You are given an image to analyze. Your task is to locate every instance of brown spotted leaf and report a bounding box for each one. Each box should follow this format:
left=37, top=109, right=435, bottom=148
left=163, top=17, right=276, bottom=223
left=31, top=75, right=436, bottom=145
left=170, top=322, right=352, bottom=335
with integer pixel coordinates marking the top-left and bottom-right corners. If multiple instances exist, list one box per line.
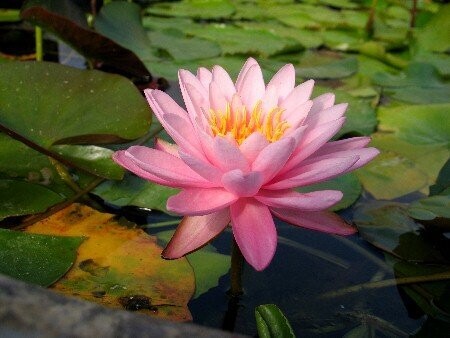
left=26, top=204, right=194, bottom=321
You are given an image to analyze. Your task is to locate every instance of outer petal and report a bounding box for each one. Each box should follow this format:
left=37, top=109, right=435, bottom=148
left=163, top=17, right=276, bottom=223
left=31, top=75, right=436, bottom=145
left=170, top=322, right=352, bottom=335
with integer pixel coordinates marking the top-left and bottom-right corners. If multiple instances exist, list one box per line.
left=162, top=210, right=231, bottom=259
left=197, top=67, right=212, bottom=89
left=266, top=156, right=359, bottom=190
left=271, top=208, right=356, bottom=235
left=252, top=137, right=296, bottom=183
left=167, top=188, right=238, bottom=216
left=212, top=137, right=250, bottom=172
left=230, top=198, right=277, bottom=271
left=222, top=170, right=263, bottom=197
left=115, top=146, right=214, bottom=188
left=280, top=79, right=314, bottom=112
left=304, top=103, right=348, bottom=129
left=255, top=189, right=343, bottom=211
left=267, top=63, right=296, bottom=102
left=313, top=137, right=371, bottom=157
left=308, top=93, right=335, bottom=116
left=179, top=151, right=223, bottom=184
left=154, top=138, right=178, bottom=157
left=212, top=65, right=236, bottom=100
left=235, top=57, right=258, bottom=90
left=238, top=64, right=265, bottom=111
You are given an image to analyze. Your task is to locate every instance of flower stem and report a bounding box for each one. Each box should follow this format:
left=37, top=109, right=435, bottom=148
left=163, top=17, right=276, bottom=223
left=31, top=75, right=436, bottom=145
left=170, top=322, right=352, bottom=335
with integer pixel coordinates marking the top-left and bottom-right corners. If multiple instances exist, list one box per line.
left=35, top=26, right=43, bottom=61
left=230, top=238, right=244, bottom=297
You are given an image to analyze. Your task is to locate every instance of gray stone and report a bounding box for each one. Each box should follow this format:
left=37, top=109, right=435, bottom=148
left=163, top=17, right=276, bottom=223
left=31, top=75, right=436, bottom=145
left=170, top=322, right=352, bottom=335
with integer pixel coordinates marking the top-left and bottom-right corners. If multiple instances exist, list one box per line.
left=0, top=274, right=246, bottom=338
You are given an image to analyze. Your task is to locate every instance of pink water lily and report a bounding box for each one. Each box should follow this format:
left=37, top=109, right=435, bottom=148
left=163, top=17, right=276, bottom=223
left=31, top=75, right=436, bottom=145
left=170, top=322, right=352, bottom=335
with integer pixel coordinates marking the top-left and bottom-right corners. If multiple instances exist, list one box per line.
left=113, top=58, right=378, bottom=271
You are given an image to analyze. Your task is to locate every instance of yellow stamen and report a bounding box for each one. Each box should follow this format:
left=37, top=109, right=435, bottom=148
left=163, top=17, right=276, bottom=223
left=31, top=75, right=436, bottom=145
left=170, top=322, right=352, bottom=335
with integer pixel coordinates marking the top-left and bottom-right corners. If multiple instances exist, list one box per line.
left=209, top=100, right=289, bottom=144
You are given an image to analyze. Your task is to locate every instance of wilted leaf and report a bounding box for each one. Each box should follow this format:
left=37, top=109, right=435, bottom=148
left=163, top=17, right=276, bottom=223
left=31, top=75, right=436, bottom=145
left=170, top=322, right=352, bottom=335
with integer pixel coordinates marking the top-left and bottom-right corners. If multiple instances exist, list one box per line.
left=20, top=0, right=150, bottom=77
left=0, top=228, right=83, bottom=286
left=26, top=204, right=195, bottom=321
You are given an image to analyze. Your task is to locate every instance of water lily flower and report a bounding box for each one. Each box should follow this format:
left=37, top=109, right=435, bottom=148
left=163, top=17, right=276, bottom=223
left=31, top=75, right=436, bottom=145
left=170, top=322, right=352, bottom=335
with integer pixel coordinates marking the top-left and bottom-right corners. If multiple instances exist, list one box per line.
left=113, top=58, right=378, bottom=271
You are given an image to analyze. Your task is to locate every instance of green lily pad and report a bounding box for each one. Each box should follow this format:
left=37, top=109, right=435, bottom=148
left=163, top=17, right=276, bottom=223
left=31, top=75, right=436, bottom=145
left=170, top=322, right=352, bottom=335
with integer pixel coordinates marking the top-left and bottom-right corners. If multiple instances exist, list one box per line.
left=377, top=103, right=450, bottom=146
left=415, top=3, right=450, bottom=53
left=296, top=53, right=358, bottom=79
left=430, top=160, right=450, bottom=196
left=353, top=202, right=447, bottom=263
left=372, top=63, right=450, bottom=104
left=156, top=229, right=230, bottom=299
left=0, top=228, right=83, bottom=286
left=92, top=173, right=179, bottom=214
left=146, top=0, right=236, bottom=19
left=20, top=0, right=149, bottom=77
left=95, top=1, right=157, bottom=63
left=355, top=150, right=428, bottom=200
left=255, top=304, right=295, bottom=338
left=408, top=195, right=450, bottom=221
left=0, top=179, right=65, bottom=220
left=296, top=173, right=362, bottom=211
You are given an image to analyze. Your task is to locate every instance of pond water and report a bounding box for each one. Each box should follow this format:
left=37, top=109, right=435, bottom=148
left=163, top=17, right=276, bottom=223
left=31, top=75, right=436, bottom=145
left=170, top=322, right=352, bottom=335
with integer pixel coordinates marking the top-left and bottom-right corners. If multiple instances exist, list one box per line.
left=141, top=205, right=424, bottom=337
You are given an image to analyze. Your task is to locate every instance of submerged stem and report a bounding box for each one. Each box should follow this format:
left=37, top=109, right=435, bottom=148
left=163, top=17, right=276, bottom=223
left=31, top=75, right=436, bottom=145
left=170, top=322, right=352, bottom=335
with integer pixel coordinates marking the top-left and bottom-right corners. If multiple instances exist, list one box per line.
left=230, top=238, right=244, bottom=297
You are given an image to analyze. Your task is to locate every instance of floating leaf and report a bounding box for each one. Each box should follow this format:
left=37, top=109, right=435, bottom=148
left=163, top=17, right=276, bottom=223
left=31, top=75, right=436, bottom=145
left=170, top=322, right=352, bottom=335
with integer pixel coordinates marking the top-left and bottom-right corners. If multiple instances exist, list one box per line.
left=95, top=1, right=156, bottom=63
left=353, top=202, right=447, bottom=263
left=296, top=173, right=362, bottom=211
left=26, top=204, right=195, bottom=321
left=430, top=159, right=450, bottom=196
left=372, top=63, right=450, bottom=104
left=408, top=195, right=450, bottom=221
left=20, top=0, right=149, bottom=77
left=0, top=179, right=65, bottom=220
left=255, top=304, right=296, bottom=338
left=157, top=230, right=230, bottom=299
left=377, top=104, right=450, bottom=146
left=0, top=228, right=83, bottom=286
left=146, top=0, right=236, bottom=19
left=415, top=4, right=450, bottom=53
left=92, top=173, right=179, bottom=214
left=296, top=53, right=358, bottom=79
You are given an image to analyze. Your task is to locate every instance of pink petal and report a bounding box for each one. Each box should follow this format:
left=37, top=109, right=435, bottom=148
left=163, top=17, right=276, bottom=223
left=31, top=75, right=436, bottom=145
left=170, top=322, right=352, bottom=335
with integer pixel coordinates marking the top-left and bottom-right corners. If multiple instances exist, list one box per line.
left=266, top=156, right=359, bottom=190
left=313, top=137, right=371, bottom=157
left=239, top=132, right=270, bottom=163
left=282, top=117, right=346, bottom=173
left=183, top=83, right=209, bottom=125
left=280, top=79, right=314, bottom=112
left=163, top=113, right=206, bottom=160
left=308, top=93, right=335, bottom=116
left=238, top=64, right=265, bottom=111
left=305, top=103, right=348, bottom=129
left=167, top=188, right=238, bottom=216
left=197, top=67, right=212, bottom=89
left=118, top=146, right=214, bottom=188
left=222, top=170, right=263, bottom=197
left=209, top=81, right=228, bottom=112
left=283, top=100, right=313, bottom=130
left=145, top=89, right=187, bottom=121
left=212, top=65, right=236, bottom=100
left=261, top=84, right=279, bottom=113
left=230, top=198, right=277, bottom=271
left=154, top=138, right=179, bottom=157
left=267, top=63, right=296, bottom=102
left=113, top=150, right=176, bottom=187
left=211, top=137, right=250, bottom=172
left=271, top=208, right=356, bottom=235
left=179, top=151, right=223, bottom=184
left=179, top=69, right=208, bottom=123
left=162, top=210, right=231, bottom=259
left=252, top=137, right=296, bottom=183
left=255, top=189, right=343, bottom=211
left=235, top=57, right=258, bottom=90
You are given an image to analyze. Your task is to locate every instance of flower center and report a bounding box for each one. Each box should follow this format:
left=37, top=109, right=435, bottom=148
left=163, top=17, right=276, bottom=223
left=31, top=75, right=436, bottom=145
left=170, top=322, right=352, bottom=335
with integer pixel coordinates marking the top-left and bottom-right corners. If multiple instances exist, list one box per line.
left=208, top=101, right=289, bottom=145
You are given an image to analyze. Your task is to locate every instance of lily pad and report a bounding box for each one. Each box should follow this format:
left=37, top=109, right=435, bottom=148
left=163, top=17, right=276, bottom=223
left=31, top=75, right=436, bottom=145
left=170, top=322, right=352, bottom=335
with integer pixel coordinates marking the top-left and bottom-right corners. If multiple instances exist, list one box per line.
left=157, top=229, right=230, bottom=299
left=92, top=173, right=179, bottom=214
left=255, top=304, right=296, bottom=338
left=20, top=0, right=149, bottom=77
left=146, top=0, right=236, bottom=19
left=0, top=179, right=65, bottom=220
left=296, top=53, right=358, bottom=79
left=26, top=204, right=195, bottom=321
left=377, top=103, right=450, bottom=146
left=353, top=202, right=447, bottom=263
left=0, top=228, right=83, bottom=286
left=415, top=3, right=450, bottom=53
left=408, top=195, right=450, bottom=221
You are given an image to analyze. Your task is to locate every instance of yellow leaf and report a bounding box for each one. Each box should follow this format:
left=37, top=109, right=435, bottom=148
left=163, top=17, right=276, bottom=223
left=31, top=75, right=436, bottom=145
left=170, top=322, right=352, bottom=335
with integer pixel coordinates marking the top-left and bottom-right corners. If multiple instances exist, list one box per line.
left=26, top=203, right=194, bottom=321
